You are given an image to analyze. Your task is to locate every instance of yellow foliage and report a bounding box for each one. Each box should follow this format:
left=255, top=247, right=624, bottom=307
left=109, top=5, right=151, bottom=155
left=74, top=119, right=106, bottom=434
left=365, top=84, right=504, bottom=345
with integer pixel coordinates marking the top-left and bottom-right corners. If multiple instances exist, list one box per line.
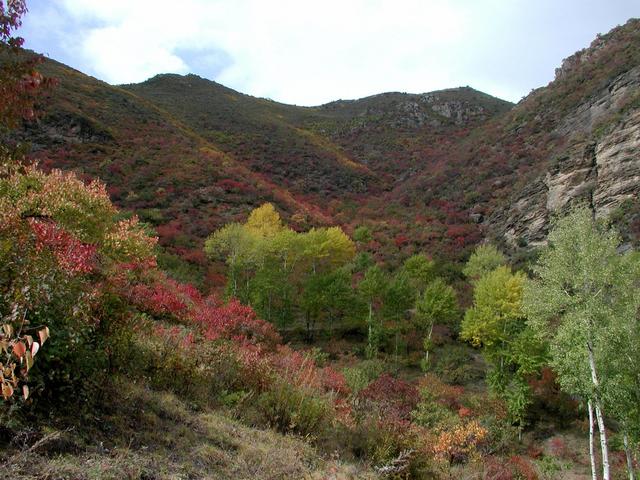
left=461, top=266, right=525, bottom=348
left=246, top=203, right=285, bottom=238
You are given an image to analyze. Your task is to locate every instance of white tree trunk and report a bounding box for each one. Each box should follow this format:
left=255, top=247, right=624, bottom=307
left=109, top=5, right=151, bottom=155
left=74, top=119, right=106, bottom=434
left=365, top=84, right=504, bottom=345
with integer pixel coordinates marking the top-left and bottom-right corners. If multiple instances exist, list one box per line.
left=588, top=400, right=598, bottom=480
left=367, top=301, right=373, bottom=354
left=624, top=432, right=636, bottom=480
left=588, top=342, right=610, bottom=480
left=594, top=403, right=610, bottom=480
left=424, top=322, right=434, bottom=366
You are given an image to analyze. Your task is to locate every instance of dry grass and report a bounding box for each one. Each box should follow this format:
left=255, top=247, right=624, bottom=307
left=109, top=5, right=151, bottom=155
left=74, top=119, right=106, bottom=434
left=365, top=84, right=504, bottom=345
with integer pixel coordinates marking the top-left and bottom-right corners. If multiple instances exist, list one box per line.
left=1, top=380, right=378, bottom=480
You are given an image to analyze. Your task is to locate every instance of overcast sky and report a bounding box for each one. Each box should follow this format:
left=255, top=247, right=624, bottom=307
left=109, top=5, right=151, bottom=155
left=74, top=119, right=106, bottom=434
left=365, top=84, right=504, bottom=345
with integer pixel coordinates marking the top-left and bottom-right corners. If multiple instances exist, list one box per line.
left=19, top=0, right=639, bottom=106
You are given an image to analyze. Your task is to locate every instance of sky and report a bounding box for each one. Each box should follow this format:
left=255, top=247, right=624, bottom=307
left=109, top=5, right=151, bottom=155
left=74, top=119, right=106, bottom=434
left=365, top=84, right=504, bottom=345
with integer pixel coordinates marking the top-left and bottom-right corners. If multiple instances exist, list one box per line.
left=18, top=0, right=639, bottom=106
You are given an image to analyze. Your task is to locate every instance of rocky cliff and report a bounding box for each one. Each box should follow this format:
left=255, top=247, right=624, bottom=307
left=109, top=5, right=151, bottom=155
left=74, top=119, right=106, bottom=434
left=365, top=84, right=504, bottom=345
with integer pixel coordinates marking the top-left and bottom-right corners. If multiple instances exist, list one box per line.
left=487, top=33, right=640, bottom=249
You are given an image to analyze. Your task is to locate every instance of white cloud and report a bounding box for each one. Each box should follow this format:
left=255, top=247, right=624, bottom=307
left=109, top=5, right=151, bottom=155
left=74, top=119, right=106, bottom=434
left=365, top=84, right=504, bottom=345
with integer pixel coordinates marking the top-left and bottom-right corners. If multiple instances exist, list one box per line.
left=21, top=0, right=640, bottom=105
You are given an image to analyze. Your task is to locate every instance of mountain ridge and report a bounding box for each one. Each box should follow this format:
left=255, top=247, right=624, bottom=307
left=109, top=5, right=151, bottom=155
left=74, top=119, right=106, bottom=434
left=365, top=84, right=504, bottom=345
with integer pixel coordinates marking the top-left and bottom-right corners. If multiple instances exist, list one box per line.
left=13, top=18, right=640, bottom=283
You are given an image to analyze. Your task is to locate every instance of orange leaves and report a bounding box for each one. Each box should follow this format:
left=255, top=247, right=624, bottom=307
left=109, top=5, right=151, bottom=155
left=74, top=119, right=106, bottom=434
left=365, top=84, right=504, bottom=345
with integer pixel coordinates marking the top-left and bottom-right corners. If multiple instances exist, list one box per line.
left=1, top=382, right=14, bottom=400
left=433, top=420, right=487, bottom=465
left=12, top=341, right=26, bottom=358
left=0, top=321, right=51, bottom=402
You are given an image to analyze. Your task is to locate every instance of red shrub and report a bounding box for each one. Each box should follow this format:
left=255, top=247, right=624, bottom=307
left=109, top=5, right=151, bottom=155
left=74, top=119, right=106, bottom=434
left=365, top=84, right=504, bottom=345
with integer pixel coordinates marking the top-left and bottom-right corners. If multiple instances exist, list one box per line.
left=529, top=368, right=578, bottom=421
left=267, top=346, right=349, bottom=397
left=130, top=282, right=188, bottom=317
left=508, top=455, right=538, bottom=480
left=156, top=220, right=182, bottom=243
left=29, top=219, right=97, bottom=274
left=320, top=366, right=350, bottom=396
left=394, top=234, right=409, bottom=248
left=359, top=374, right=420, bottom=422
left=484, top=456, right=514, bottom=480
left=193, top=298, right=281, bottom=348
left=549, top=437, right=571, bottom=460
left=419, top=373, right=465, bottom=410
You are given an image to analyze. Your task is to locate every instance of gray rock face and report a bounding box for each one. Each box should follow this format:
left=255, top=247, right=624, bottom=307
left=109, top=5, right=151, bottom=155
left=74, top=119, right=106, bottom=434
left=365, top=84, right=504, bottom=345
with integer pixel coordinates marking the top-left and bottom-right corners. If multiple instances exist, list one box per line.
left=593, top=109, right=640, bottom=217
left=422, top=93, right=489, bottom=126
left=555, top=66, right=640, bottom=137
left=488, top=69, right=640, bottom=249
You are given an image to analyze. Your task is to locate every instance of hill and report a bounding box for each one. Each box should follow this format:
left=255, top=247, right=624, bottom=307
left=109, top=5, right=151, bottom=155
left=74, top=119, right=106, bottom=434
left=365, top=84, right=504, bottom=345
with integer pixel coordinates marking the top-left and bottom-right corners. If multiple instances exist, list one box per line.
left=13, top=19, right=640, bottom=276
left=390, top=18, right=640, bottom=252
left=3, top=10, right=640, bottom=480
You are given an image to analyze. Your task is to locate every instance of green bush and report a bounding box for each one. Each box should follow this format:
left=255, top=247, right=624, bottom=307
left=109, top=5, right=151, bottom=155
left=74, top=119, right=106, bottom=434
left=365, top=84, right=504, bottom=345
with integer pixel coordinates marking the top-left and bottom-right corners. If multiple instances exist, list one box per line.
left=342, top=358, right=388, bottom=394
left=431, top=344, right=484, bottom=385
left=254, top=379, right=332, bottom=437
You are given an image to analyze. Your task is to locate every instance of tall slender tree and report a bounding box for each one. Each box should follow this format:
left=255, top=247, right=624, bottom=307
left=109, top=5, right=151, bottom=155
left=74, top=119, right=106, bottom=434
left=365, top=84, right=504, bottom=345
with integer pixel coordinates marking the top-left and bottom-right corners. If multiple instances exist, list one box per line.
left=523, top=206, right=640, bottom=480
left=414, top=278, right=458, bottom=368
left=359, top=265, right=387, bottom=358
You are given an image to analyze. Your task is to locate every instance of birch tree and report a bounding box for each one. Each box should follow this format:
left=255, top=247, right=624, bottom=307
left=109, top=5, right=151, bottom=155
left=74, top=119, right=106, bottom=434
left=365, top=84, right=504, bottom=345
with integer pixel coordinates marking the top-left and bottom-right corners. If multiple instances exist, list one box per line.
left=359, top=265, right=387, bottom=358
left=523, top=206, right=640, bottom=480
left=415, top=278, right=458, bottom=369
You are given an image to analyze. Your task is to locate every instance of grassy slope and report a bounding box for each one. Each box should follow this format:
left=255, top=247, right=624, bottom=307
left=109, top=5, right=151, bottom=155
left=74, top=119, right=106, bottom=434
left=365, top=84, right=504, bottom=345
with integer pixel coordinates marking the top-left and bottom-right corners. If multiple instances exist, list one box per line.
left=2, top=379, right=377, bottom=480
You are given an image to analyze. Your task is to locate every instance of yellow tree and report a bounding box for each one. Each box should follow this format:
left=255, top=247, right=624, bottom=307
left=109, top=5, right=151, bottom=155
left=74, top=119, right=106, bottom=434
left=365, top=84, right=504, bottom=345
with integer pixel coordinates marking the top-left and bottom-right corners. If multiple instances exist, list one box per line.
left=245, top=203, right=285, bottom=238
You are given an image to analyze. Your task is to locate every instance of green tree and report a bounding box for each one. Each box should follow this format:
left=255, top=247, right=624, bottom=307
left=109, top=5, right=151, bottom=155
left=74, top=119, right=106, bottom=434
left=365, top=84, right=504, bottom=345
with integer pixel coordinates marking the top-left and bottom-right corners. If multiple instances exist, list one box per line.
left=359, top=265, right=387, bottom=358
left=205, top=222, right=259, bottom=301
left=462, top=266, right=546, bottom=436
left=353, top=225, right=372, bottom=244
left=245, top=203, right=285, bottom=238
left=383, top=271, right=414, bottom=322
left=205, top=204, right=356, bottom=335
left=401, top=254, right=435, bottom=293
left=352, top=251, right=374, bottom=273
left=415, top=278, right=458, bottom=368
left=300, top=268, right=357, bottom=337
left=463, top=244, right=507, bottom=282
left=523, top=207, right=640, bottom=480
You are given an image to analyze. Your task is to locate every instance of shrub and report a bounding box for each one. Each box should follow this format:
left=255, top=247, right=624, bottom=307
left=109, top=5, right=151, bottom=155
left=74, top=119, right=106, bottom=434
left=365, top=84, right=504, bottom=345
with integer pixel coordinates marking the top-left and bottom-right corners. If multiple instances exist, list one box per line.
left=433, top=420, right=487, bottom=466
left=193, top=298, right=281, bottom=348
left=255, top=378, right=332, bottom=437
left=359, top=374, right=420, bottom=422
left=342, top=366, right=370, bottom=394
left=432, top=343, right=483, bottom=385
left=412, top=388, right=459, bottom=430
left=0, top=165, right=157, bottom=410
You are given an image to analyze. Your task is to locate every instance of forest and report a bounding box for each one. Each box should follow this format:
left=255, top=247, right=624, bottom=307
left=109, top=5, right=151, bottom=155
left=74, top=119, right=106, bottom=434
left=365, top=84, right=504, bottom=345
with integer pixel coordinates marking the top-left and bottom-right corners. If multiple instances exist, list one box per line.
left=2, top=2, right=640, bottom=479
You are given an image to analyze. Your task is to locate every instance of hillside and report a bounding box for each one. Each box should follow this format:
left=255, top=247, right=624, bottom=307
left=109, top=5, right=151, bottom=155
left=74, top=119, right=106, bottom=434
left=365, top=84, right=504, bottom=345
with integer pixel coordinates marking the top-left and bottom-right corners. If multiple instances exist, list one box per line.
left=12, top=20, right=640, bottom=271
left=15, top=57, right=514, bottom=280
left=4, top=7, right=640, bottom=480
left=390, top=18, right=640, bottom=252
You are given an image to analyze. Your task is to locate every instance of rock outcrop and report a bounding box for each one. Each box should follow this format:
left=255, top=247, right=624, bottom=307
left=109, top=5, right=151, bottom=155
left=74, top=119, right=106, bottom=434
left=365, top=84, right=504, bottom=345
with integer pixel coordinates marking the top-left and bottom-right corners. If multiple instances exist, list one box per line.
left=488, top=69, right=640, bottom=249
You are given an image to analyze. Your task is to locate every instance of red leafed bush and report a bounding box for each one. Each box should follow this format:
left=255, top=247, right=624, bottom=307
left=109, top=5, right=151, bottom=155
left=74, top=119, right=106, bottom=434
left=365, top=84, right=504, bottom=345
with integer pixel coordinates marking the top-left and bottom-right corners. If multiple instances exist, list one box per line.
left=29, top=219, right=97, bottom=274
left=319, top=366, right=350, bottom=396
left=484, top=456, right=515, bottom=480
left=508, top=455, right=538, bottom=480
left=233, top=340, right=273, bottom=390
left=483, top=455, right=538, bottom=480
left=130, top=281, right=189, bottom=317
left=549, top=436, right=576, bottom=461
left=156, top=220, right=182, bottom=243
left=359, top=374, right=420, bottom=422
left=267, top=346, right=349, bottom=397
left=215, top=179, right=254, bottom=194
left=193, top=298, right=281, bottom=348
left=419, top=373, right=465, bottom=410
left=394, top=234, right=409, bottom=248
left=270, top=345, right=318, bottom=389
left=529, top=367, right=578, bottom=422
